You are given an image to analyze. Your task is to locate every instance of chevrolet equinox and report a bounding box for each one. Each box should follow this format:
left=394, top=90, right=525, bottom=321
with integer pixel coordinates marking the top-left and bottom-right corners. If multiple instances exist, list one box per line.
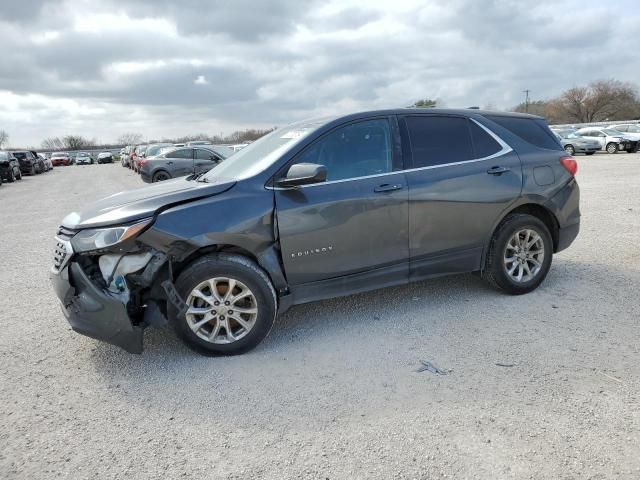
left=51, top=109, right=580, bottom=355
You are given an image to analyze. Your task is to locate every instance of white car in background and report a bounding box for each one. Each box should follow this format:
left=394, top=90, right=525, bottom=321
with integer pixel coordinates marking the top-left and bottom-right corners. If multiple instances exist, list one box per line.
left=574, top=127, right=634, bottom=154
left=608, top=124, right=640, bottom=141
left=75, top=152, right=93, bottom=165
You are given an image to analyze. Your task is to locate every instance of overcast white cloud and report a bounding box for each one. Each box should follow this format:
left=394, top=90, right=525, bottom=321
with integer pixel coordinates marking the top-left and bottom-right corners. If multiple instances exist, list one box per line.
left=0, top=0, right=639, bottom=146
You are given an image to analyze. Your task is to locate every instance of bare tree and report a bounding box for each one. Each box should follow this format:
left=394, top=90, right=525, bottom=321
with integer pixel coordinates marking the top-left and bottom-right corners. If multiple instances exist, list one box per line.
left=41, top=137, right=65, bottom=150
left=117, top=132, right=143, bottom=145
left=0, top=130, right=8, bottom=148
left=62, top=135, right=95, bottom=150
left=551, top=79, right=640, bottom=123
left=409, top=98, right=437, bottom=108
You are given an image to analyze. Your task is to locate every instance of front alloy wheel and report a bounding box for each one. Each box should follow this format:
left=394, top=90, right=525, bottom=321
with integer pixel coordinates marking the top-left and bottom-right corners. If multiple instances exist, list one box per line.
left=185, top=278, right=258, bottom=344
left=606, top=142, right=618, bottom=154
left=564, top=145, right=575, bottom=156
left=170, top=253, right=277, bottom=355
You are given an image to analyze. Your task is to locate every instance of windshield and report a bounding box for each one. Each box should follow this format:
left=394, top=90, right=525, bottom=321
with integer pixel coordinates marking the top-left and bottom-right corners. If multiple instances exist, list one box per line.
left=603, top=129, right=622, bottom=136
left=0, top=152, right=8, bottom=160
left=13, top=152, right=26, bottom=159
left=202, top=119, right=330, bottom=182
left=566, top=133, right=581, bottom=139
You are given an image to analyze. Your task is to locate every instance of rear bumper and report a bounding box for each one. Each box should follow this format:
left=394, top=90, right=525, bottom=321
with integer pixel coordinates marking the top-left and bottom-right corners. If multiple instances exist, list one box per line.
left=50, top=262, right=144, bottom=354
left=556, top=222, right=580, bottom=253
left=140, top=170, right=153, bottom=183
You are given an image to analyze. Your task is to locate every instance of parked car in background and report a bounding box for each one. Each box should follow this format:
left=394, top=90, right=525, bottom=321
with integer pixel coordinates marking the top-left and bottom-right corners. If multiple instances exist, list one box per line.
left=75, top=152, right=93, bottom=165
left=51, top=109, right=580, bottom=355
left=38, top=153, right=53, bottom=171
left=131, top=145, right=148, bottom=173
left=186, top=140, right=213, bottom=146
left=97, top=152, right=114, bottom=164
left=0, top=151, right=22, bottom=183
left=13, top=151, right=43, bottom=175
left=553, top=132, right=599, bottom=156
left=143, top=143, right=173, bottom=160
left=608, top=124, right=640, bottom=141
left=230, top=143, right=249, bottom=152
left=173, top=143, right=186, bottom=147
left=139, top=146, right=229, bottom=183
left=574, top=127, right=639, bottom=154
left=120, top=146, right=132, bottom=167
left=51, top=152, right=71, bottom=166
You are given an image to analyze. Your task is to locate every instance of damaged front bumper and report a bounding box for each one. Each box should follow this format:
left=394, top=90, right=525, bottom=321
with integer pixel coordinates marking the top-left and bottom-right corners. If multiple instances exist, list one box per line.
left=51, top=262, right=145, bottom=354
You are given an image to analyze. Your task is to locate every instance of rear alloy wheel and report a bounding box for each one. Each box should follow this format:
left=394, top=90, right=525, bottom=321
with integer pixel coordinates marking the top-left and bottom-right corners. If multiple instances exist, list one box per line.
left=564, top=144, right=575, bottom=155
left=606, top=142, right=619, bottom=154
left=170, top=253, right=277, bottom=355
left=483, top=213, right=553, bottom=294
left=152, top=171, right=171, bottom=182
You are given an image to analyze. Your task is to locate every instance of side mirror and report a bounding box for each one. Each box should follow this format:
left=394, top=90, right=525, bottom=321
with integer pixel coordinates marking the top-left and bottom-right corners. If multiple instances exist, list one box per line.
left=275, top=163, right=327, bottom=188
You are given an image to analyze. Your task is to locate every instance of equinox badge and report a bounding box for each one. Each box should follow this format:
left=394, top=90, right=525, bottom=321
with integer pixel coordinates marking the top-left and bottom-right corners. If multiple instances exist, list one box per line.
left=291, top=246, right=333, bottom=258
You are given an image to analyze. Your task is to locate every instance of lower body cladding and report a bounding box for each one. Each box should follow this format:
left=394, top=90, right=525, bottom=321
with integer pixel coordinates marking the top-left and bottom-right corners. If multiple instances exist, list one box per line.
left=50, top=249, right=169, bottom=354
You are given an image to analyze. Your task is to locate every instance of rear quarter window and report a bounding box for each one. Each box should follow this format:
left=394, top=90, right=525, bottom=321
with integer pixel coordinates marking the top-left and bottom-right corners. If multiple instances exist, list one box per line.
left=486, top=115, right=561, bottom=150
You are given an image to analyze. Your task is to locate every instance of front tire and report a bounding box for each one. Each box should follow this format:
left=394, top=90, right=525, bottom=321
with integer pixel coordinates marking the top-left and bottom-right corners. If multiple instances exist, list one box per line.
left=606, top=142, right=618, bottom=154
left=482, top=213, right=553, bottom=295
left=6, top=169, right=15, bottom=183
left=564, top=144, right=575, bottom=155
left=169, top=253, right=277, bottom=356
left=152, top=171, right=171, bottom=182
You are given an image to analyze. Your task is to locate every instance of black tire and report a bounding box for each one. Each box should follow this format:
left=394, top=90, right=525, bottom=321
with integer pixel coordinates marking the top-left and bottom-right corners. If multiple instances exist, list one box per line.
left=482, top=213, right=553, bottom=295
left=29, top=165, right=36, bottom=175
left=564, top=144, right=575, bottom=155
left=606, top=142, right=618, bottom=154
left=169, top=253, right=277, bottom=356
left=16, top=169, right=22, bottom=180
left=6, top=169, right=15, bottom=183
left=585, top=151, right=595, bottom=156
left=152, top=171, right=171, bottom=182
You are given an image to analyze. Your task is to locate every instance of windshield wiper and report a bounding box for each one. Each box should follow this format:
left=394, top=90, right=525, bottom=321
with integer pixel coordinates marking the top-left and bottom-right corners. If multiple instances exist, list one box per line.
left=188, top=171, right=208, bottom=182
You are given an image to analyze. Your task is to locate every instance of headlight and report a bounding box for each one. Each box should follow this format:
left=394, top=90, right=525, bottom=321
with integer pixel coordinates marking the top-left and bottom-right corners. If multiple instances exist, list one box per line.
left=71, top=219, right=153, bottom=253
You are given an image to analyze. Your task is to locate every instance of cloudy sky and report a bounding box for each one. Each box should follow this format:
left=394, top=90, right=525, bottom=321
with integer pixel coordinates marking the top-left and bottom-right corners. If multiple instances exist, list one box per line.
left=1, top=0, right=639, bottom=147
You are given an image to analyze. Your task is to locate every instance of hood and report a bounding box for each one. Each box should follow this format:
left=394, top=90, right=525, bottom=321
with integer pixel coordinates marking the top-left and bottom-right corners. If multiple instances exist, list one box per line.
left=62, top=177, right=236, bottom=229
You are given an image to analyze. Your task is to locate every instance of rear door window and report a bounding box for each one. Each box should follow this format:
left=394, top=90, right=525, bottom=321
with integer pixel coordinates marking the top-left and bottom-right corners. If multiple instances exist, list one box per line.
left=486, top=115, right=560, bottom=150
left=404, top=116, right=474, bottom=167
left=469, top=121, right=502, bottom=158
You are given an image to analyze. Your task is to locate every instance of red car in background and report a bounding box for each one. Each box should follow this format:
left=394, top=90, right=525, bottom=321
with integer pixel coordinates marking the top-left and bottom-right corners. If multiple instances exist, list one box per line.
left=51, top=152, right=71, bottom=166
left=131, top=144, right=147, bottom=173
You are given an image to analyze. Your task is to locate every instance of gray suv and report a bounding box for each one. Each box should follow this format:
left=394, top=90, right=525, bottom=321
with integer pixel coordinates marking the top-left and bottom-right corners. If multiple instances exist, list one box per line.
left=51, top=109, right=580, bottom=356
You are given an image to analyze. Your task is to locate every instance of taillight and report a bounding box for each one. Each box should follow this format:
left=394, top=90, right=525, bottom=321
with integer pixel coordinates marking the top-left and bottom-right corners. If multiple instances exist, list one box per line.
left=560, top=155, right=578, bottom=176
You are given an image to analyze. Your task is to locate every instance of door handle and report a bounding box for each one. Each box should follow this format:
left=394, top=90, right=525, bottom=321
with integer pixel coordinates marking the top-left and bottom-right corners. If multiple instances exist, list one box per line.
left=374, top=183, right=404, bottom=193
left=486, top=166, right=509, bottom=175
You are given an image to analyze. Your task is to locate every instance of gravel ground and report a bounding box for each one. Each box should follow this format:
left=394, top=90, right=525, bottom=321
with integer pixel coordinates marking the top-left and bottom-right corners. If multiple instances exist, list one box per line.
left=1, top=155, right=639, bottom=479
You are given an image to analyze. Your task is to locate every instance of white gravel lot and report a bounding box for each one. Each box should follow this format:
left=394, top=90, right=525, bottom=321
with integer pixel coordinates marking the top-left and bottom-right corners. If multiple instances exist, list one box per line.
left=1, top=155, right=639, bottom=479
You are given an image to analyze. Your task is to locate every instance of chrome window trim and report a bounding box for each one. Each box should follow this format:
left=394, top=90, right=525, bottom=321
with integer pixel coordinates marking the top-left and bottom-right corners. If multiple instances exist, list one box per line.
left=267, top=117, right=513, bottom=190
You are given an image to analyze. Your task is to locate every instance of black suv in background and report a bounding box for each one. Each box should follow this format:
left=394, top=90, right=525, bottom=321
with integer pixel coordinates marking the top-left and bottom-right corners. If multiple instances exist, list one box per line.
left=0, top=151, right=23, bottom=184
left=51, top=109, right=580, bottom=356
left=13, top=150, right=45, bottom=175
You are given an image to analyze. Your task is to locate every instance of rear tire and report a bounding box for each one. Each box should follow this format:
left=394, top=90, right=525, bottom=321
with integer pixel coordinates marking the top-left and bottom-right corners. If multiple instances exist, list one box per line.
left=606, top=142, right=618, bottom=154
left=169, top=253, right=277, bottom=356
left=6, top=169, right=15, bottom=183
left=564, top=144, right=575, bottom=155
left=482, top=213, right=553, bottom=295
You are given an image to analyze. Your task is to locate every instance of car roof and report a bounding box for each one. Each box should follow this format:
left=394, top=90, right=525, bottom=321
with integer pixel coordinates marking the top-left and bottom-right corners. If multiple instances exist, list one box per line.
left=297, top=108, right=545, bottom=129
